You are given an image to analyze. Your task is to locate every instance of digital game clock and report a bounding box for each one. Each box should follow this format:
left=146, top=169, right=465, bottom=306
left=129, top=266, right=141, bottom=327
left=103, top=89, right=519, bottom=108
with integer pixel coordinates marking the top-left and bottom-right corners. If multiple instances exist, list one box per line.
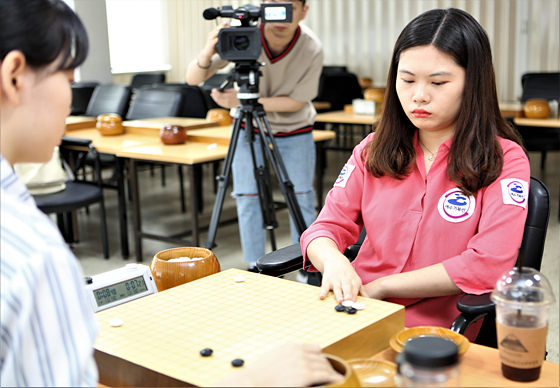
left=86, top=263, right=158, bottom=313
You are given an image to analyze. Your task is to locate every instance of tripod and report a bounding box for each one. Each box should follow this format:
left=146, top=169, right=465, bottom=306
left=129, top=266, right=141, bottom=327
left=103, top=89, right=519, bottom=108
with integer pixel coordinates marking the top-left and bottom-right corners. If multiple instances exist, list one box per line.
left=205, top=61, right=307, bottom=251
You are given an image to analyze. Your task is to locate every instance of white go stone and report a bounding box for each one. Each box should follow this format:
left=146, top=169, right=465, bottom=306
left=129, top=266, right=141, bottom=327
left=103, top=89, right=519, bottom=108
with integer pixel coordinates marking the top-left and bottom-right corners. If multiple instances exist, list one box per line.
left=234, top=276, right=245, bottom=283
left=109, top=318, right=123, bottom=327
left=352, top=302, right=365, bottom=310
left=341, top=300, right=354, bottom=307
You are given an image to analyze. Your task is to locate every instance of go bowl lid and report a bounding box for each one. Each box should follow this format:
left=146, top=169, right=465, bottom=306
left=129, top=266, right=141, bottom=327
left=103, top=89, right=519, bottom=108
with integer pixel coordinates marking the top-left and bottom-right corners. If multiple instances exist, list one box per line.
left=491, top=267, right=555, bottom=306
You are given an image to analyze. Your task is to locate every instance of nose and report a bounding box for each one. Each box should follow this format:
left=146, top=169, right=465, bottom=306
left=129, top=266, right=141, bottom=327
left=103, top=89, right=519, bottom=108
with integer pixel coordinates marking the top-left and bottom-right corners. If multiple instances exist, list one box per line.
left=413, top=83, right=429, bottom=104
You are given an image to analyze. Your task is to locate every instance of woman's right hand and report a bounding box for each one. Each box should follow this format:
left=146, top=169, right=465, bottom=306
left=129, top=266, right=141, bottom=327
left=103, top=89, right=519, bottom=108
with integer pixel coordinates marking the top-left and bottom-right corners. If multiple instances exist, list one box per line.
left=320, top=254, right=367, bottom=302
left=307, top=237, right=367, bottom=303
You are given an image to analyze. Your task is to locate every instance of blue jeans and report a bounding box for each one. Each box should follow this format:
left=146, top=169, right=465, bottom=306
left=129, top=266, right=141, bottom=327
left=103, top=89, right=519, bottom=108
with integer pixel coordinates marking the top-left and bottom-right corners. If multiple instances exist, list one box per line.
left=232, top=130, right=316, bottom=264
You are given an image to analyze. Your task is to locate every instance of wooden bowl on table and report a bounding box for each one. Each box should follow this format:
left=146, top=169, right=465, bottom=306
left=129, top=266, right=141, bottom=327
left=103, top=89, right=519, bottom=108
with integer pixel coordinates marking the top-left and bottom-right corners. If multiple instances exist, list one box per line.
left=149, top=247, right=220, bottom=291
left=347, top=359, right=397, bottom=387
left=206, top=108, right=232, bottom=126
left=364, top=88, right=385, bottom=104
left=389, top=326, right=469, bottom=355
left=96, top=114, right=124, bottom=136
left=324, top=354, right=361, bottom=387
left=160, top=124, right=187, bottom=145
left=524, top=99, right=551, bottom=119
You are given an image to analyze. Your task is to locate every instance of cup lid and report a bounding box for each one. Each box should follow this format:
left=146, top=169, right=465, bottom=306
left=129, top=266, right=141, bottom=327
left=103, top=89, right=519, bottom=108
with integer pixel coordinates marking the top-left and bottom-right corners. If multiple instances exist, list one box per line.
left=491, top=267, right=555, bottom=307
left=403, top=337, right=458, bottom=368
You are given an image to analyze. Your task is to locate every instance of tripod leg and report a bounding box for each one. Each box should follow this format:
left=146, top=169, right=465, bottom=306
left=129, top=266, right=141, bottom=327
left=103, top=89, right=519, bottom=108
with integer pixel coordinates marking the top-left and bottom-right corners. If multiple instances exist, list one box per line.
left=204, top=119, right=243, bottom=250
left=254, top=114, right=308, bottom=237
left=251, top=136, right=279, bottom=251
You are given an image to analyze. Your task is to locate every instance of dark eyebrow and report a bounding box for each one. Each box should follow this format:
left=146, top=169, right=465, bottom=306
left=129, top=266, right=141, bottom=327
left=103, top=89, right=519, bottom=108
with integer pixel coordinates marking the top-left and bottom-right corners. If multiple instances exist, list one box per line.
left=429, top=71, right=453, bottom=77
left=398, top=70, right=453, bottom=77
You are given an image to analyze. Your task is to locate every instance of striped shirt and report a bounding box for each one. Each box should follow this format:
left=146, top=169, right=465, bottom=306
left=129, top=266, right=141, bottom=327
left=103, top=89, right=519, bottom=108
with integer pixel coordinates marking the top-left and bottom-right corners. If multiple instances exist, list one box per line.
left=1, top=155, right=98, bottom=387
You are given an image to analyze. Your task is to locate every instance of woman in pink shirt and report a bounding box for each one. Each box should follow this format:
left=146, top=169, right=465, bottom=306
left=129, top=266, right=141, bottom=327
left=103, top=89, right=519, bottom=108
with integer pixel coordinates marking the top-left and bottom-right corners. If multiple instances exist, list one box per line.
left=301, top=8, right=530, bottom=341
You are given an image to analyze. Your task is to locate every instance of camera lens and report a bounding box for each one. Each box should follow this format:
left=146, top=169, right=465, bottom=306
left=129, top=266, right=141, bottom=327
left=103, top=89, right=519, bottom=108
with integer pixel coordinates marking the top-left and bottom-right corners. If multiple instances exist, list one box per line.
left=233, top=36, right=250, bottom=51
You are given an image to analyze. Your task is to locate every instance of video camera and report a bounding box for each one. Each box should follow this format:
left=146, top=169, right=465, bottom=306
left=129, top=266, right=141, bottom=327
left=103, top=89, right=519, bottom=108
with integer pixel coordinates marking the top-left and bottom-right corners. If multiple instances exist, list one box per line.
left=203, top=3, right=293, bottom=62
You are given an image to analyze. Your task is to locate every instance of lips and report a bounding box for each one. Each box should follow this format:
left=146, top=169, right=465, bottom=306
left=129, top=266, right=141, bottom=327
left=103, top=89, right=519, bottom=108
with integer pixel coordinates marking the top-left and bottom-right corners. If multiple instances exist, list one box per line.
left=412, top=109, right=430, bottom=118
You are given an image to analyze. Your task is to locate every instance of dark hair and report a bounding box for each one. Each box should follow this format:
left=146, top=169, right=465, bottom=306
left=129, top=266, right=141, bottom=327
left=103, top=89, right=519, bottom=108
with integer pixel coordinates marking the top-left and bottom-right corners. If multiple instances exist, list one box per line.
left=365, top=8, right=525, bottom=195
left=0, top=0, right=88, bottom=71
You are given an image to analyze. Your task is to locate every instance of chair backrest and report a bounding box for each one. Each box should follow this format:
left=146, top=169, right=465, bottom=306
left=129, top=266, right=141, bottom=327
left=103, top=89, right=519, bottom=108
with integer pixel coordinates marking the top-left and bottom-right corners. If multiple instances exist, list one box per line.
left=125, top=88, right=185, bottom=120
left=321, top=66, right=348, bottom=74
left=144, top=84, right=209, bottom=118
left=517, top=177, right=551, bottom=271
left=71, top=82, right=99, bottom=115
left=315, top=72, right=364, bottom=111
left=520, top=72, right=560, bottom=102
left=59, top=137, right=102, bottom=185
left=85, top=84, right=132, bottom=118
left=130, top=73, right=166, bottom=91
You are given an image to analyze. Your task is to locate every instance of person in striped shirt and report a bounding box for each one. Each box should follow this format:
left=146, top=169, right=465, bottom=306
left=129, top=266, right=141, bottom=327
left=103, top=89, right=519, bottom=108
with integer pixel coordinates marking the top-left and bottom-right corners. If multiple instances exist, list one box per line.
left=0, top=0, right=98, bottom=386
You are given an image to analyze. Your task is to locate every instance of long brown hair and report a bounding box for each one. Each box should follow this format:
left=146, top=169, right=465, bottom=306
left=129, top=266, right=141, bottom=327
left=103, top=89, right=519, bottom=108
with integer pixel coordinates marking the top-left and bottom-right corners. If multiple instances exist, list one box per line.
left=364, top=8, right=525, bottom=195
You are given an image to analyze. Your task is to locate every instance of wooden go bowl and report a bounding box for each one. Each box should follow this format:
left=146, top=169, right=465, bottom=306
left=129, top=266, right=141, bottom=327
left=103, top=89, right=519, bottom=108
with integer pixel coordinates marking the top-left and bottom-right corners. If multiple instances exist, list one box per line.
left=150, top=247, right=220, bottom=291
left=96, top=114, right=124, bottom=136
left=324, top=354, right=361, bottom=388
left=524, top=99, right=551, bottom=119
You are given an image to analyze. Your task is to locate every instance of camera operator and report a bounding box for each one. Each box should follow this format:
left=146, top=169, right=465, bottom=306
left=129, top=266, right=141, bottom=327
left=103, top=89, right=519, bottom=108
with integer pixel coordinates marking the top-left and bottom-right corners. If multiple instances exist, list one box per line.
left=186, top=0, right=323, bottom=276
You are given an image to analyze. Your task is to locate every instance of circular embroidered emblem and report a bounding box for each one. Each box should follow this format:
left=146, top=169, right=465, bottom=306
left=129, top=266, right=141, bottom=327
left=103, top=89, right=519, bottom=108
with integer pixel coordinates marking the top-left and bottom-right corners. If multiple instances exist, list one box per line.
left=507, top=181, right=526, bottom=204
left=438, top=188, right=476, bottom=223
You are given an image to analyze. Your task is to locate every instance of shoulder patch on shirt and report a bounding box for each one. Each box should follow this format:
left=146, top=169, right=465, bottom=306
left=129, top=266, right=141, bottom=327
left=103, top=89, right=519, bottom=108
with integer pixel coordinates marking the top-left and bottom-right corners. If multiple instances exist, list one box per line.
left=500, top=178, right=528, bottom=208
left=334, top=163, right=355, bottom=188
left=438, top=188, right=476, bottom=223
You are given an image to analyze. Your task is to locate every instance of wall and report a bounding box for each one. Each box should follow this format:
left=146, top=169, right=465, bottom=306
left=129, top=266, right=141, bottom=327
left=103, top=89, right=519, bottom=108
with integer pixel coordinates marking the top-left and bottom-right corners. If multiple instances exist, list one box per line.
left=165, top=0, right=559, bottom=101
left=73, top=0, right=113, bottom=84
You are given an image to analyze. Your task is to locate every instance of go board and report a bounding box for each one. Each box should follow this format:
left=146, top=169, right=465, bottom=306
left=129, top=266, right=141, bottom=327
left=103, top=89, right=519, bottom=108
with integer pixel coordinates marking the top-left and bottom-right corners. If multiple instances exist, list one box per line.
left=94, top=268, right=405, bottom=387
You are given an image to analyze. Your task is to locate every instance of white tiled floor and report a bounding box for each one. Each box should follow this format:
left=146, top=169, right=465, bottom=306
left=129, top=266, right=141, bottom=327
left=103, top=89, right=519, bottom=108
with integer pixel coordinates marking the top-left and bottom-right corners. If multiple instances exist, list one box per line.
left=70, top=148, right=559, bottom=363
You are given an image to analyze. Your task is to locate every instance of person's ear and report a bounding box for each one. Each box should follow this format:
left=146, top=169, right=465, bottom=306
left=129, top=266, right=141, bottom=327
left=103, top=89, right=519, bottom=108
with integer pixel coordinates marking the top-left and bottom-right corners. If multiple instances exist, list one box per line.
left=300, top=4, right=309, bottom=20
left=0, top=50, right=27, bottom=106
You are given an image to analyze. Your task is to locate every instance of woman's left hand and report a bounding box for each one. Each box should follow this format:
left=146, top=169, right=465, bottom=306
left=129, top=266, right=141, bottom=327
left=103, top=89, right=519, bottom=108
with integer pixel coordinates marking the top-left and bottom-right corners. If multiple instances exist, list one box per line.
left=210, top=88, right=239, bottom=109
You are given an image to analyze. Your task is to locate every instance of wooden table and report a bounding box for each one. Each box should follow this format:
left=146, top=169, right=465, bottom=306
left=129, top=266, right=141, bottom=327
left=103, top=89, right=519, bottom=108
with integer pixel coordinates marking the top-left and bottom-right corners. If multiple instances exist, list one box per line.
left=499, top=101, right=524, bottom=118
left=66, top=115, right=96, bottom=130
left=93, top=270, right=559, bottom=388
left=514, top=117, right=560, bottom=128
left=122, top=117, right=218, bottom=135
left=373, top=342, right=559, bottom=387
left=118, top=127, right=335, bottom=262
left=315, top=110, right=378, bottom=151
left=315, top=110, right=377, bottom=126
left=64, top=117, right=219, bottom=259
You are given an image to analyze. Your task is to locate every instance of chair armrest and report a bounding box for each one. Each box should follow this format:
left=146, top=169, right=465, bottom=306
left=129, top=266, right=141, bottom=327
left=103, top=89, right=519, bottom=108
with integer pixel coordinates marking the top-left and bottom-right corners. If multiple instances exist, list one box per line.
left=61, top=137, right=93, bottom=148
left=450, top=293, right=495, bottom=334
left=256, top=243, right=308, bottom=276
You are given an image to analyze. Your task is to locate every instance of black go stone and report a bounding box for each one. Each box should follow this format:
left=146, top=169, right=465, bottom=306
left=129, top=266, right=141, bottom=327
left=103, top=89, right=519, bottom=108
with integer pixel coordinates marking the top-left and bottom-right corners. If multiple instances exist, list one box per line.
left=231, top=358, right=244, bottom=367
left=346, top=307, right=358, bottom=314
left=335, top=304, right=346, bottom=312
left=200, top=348, right=213, bottom=357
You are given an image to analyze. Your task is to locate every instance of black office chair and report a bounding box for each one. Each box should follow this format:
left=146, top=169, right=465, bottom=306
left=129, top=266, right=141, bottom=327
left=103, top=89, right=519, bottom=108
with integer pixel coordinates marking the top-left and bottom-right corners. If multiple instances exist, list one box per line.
left=71, top=82, right=99, bottom=115
left=125, top=88, right=193, bottom=212
left=450, top=177, right=550, bottom=347
left=34, top=138, right=110, bottom=259
left=85, top=84, right=132, bottom=118
left=126, top=88, right=185, bottom=120
left=512, top=72, right=560, bottom=170
left=257, top=177, right=551, bottom=348
left=129, top=72, right=166, bottom=92
left=315, top=71, right=364, bottom=112
left=141, top=83, right=209, bottom=118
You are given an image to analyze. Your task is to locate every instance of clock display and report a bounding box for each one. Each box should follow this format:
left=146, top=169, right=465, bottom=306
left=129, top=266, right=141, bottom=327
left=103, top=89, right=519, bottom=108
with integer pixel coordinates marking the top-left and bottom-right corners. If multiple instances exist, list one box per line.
left=94, top=276, right=148, bottom=307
